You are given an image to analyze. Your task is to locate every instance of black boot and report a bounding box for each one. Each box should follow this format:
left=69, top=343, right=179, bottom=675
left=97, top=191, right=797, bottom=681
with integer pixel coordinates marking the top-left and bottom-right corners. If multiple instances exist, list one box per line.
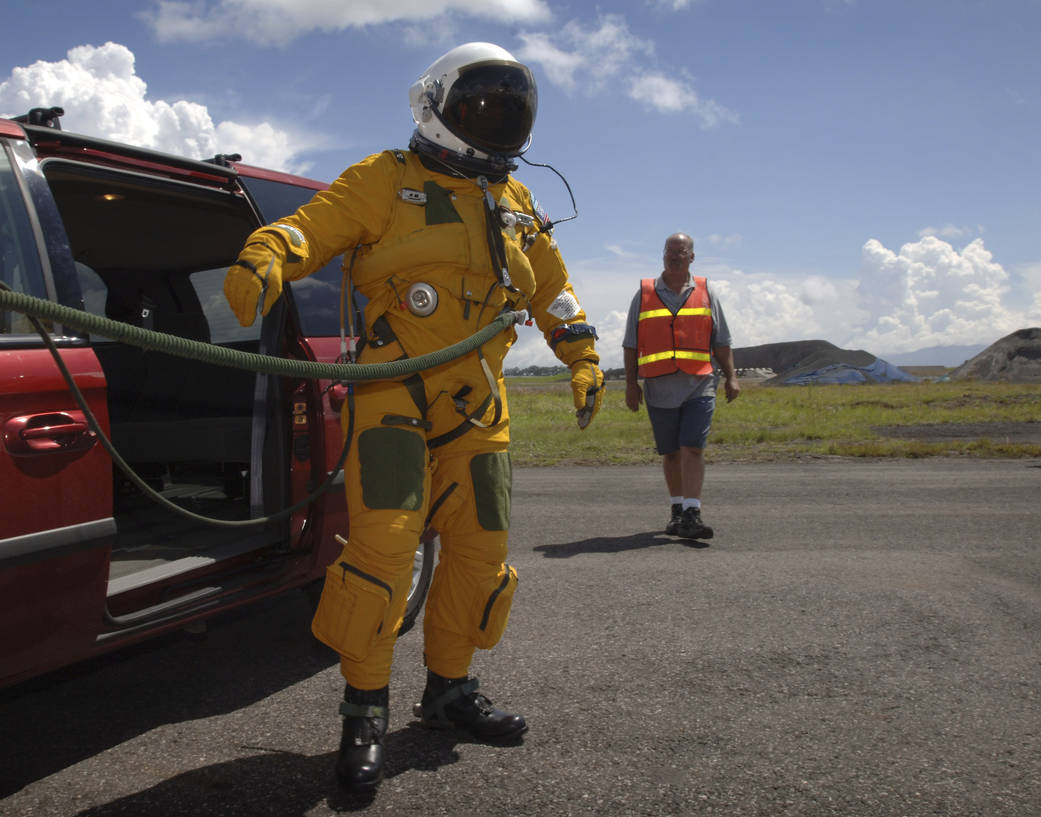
left=335, top=684, right=388, bottom=792
left=413, top=671, right=528, bottom=743
left=676, top=506, right=714, bottom=540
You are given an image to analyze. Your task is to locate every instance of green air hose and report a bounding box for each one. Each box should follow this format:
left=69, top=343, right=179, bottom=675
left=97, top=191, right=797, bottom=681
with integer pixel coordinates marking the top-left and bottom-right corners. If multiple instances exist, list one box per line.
left=0, top=288, right=522, bottom=380
left=1, top=286, right=523, bottom=528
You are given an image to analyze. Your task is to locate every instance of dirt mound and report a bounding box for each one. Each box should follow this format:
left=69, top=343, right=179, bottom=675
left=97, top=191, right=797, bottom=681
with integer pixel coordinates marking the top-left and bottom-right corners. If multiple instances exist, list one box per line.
left=734, top=340, right=842, bottom=373
left=734, top=340, right=915, bottom=385
left=949, top=328, right=1041, bottom=383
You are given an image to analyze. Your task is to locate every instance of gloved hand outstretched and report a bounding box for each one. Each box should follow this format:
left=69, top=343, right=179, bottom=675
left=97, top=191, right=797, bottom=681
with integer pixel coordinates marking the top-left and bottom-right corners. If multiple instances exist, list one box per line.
left=223, top=224, right=311, bottom=327
left=223, top=242, right=284, bottom=327
left=570, top=360, right=604, bottom=430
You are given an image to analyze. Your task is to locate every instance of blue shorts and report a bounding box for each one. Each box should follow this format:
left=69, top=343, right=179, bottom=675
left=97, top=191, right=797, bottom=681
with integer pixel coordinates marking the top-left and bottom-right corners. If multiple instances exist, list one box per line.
left=646, top=395, right=716, bottom=455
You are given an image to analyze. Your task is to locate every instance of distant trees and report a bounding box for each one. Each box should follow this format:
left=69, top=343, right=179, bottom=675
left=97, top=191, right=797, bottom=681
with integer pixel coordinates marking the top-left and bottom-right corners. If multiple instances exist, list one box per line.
left=505, top=365, right=625, bottom=379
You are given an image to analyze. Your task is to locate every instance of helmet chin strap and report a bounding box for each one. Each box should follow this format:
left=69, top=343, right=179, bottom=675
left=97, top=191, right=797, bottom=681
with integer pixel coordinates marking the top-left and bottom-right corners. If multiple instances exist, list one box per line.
left=409, top=131, right=516, bottom=178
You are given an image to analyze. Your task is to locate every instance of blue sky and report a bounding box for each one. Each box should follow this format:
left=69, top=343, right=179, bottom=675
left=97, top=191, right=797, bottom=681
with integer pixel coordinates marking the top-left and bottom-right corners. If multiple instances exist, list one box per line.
left=2, top=0, right=1039, bottom=368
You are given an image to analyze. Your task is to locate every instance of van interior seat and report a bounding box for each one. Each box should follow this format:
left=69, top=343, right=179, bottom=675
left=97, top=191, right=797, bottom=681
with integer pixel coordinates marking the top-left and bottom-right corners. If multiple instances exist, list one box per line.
left=92, top=269, right=257, bottom=466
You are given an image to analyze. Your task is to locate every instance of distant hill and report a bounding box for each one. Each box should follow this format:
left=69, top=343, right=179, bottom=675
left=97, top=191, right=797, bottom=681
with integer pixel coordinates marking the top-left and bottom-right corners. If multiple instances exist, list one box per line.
left=512, top=333, right=1038, bottom=385
left=879, top=344, right=987, bottom=367
left=950, top=328, right=1041, bottom=382
left=734, top=340, right=859, bottom=374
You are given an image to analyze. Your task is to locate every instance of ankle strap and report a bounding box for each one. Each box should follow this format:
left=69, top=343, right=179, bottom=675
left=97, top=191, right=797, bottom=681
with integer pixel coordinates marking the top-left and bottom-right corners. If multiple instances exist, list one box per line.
left=340, top=701, right=388, bottom=719
left=426, top=677, right=479, bottom=720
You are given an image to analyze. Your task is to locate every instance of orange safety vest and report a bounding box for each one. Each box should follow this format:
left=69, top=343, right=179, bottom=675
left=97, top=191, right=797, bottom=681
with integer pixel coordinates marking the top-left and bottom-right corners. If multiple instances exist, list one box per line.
left=636, top=277, right=713, bottom=378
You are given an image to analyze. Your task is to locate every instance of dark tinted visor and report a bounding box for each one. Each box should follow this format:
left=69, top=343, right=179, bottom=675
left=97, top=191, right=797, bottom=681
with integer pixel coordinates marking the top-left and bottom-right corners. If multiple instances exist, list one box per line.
left=442, top=63, right=537, bottom=155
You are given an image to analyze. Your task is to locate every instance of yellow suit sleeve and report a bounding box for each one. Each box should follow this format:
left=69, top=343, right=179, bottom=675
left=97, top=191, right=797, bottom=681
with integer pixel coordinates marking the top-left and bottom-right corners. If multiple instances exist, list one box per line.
left=514, top=185, right=599, bottom=367
left=270, top=150, right=402, bottom=282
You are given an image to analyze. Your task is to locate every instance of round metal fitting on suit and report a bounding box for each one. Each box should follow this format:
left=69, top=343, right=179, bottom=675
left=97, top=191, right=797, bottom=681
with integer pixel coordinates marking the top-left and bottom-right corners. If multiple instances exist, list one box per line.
left=406, top=282, right=438, bottom=316
left=498, top=208, right=517, bottom=229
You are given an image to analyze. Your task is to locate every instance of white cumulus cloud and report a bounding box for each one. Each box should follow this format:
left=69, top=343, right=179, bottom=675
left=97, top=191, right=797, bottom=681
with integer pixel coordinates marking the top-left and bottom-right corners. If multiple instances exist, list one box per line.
left=507, top=234, right=1041, bottom=370
left=627, top=72, right=738, bottom=126
left=516, top=14, right=736, bottom=122
left=849, top=235, right=1035, bottom=353
left=142, top=0, right=552, bottom=47
left=0, top=43, right=314, bottom=173
left=712, top=236, right=1040, bottom=358
left=917, top=223, right=980, bottom=240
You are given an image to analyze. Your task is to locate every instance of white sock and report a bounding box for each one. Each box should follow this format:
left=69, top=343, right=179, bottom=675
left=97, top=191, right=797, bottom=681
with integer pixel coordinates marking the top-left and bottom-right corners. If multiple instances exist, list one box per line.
left=670, top=496, right=683, bottom=507
left=682, top=498, right=701, bottom=511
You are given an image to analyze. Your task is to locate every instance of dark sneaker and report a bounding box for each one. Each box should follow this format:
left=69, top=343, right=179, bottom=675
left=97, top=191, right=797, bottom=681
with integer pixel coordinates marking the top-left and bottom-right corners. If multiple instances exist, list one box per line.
left=414, top=673, right=527, bottom=743
left=676, top=507, right=714, bottom=540
left=336, top=686, right=388, bottom=793
left=664, top=503, right=683, bottom=535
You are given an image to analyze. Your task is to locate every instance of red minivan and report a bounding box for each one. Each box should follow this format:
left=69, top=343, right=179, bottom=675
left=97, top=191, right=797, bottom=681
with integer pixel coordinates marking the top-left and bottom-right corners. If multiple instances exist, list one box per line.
left=0, top=108, right=429, bottom=690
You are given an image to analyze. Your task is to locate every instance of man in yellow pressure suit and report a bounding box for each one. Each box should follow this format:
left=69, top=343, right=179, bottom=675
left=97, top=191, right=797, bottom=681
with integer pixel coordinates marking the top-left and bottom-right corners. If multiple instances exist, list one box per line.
left=223, top=42, right=603, bottom=793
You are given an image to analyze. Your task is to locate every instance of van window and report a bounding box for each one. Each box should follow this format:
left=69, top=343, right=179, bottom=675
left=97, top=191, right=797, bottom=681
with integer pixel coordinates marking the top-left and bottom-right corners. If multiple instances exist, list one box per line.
left=238, top=175, right=318, bottom=223
left=238, top=174, right=348, bottom=338
left=189, top=267, right=259, bottom=345
left=0, top=145, right=47, bottom=334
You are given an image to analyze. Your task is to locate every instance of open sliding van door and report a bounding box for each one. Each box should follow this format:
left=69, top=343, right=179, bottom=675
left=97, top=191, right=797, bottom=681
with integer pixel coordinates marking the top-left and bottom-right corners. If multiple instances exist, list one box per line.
left=0, top=125, right=115, bottom=688
left=36, top=156, right=302, bottom=636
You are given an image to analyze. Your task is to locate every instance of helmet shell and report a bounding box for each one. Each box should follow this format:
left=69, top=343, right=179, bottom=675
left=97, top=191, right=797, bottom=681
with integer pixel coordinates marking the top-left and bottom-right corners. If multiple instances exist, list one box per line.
left=409, top=42, right=537, bottom=165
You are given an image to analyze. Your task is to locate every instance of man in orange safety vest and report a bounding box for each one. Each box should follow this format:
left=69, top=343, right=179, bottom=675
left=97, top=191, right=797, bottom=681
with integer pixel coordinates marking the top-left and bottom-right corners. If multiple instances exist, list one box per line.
left=622, top=232, right=739, bottom=540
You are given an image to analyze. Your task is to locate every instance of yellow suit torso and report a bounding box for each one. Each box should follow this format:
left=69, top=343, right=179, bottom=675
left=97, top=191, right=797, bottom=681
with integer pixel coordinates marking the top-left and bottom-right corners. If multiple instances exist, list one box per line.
left=279, top=150, right=581, bottom=363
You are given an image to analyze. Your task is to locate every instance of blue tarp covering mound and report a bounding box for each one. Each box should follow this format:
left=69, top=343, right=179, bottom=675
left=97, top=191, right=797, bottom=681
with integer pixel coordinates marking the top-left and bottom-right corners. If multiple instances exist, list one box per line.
left=734, top=340, right=918, bottom=385
left=781, top=358, right=918, bottom=385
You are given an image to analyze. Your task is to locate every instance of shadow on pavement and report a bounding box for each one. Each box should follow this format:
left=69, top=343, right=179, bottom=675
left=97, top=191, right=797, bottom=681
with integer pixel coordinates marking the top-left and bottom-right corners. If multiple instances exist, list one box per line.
left=72, top=750, right=340, bottom=817
left=534, top=532, right=709, bottom=557
left=0, top=589, right=339, bottom=798
left=69, top=724, right=514, bottom=816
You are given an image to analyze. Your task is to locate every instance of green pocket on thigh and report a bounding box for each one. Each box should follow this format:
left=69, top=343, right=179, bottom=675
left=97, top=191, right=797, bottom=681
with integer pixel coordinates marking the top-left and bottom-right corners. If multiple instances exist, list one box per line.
left=470, top=451, right=512, bottom=531
left=359, top=427, right=426, bottom=510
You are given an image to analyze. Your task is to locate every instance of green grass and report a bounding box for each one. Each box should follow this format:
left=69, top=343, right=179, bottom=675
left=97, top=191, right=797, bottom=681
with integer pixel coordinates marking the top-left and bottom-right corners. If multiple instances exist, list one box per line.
left=505, top=379, right=1041, bottom=466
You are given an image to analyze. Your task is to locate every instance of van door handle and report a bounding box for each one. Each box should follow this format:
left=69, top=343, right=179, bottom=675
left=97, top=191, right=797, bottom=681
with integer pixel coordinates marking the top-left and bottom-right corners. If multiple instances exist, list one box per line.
left=3, top=411, right=98, bottom=454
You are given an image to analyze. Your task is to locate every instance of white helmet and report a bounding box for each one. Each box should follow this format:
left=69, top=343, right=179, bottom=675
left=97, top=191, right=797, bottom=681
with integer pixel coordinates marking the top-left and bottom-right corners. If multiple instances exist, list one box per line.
left=409, top=42, right=537, bottom=173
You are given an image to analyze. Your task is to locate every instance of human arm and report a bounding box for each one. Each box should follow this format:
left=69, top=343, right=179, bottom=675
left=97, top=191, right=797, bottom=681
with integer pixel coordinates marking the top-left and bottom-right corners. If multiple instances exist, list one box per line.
left=706, top=284, right=739, bottom=402
left=621, top=289, right=643, bottom=411
left=223, top=151, right=396, bottom=326
left=520, top=201, right=603, bottom=428
left=623, top=346, right=643, bottom=412
left=713, top=344, right=740, bottom=402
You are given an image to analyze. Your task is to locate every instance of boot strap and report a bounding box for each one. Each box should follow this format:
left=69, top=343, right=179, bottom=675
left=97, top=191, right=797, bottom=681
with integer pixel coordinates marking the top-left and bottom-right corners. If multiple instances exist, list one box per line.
left=425, top=678, right=479, bottom=721
left=340, top=701, right=389, bottom=719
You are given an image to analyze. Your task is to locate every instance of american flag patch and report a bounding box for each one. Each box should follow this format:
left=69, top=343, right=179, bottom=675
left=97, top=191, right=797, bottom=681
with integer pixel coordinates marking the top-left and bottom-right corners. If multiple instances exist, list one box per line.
left=530, top=194, right=550, bottom=227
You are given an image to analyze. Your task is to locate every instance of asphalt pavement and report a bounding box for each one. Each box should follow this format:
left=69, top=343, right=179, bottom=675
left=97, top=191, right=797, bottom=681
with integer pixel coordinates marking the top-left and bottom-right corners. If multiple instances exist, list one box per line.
left=2, top=458, right=1040, bottom=817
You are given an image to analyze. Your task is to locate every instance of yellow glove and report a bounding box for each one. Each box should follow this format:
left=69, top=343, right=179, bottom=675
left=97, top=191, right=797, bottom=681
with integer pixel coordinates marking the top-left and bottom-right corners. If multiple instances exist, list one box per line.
left=223, top=242, right=284, bottom=327
left=570, top=360, right=604, bottom=430
left=223, top=224, right=310, bottom=327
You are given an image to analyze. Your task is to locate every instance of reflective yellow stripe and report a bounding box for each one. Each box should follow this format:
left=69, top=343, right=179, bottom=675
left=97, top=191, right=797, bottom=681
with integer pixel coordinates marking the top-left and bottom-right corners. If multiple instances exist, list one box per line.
left=638, top=351, right=675, bottom=365
left=638, top=307, right=711, bottom=320
left=637, top=350, right=712, bottom=366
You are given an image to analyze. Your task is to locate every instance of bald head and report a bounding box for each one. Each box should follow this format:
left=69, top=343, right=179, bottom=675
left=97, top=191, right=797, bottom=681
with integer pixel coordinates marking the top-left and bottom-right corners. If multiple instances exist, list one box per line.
left=664, top=233, right=694, bottom=253
left=663, top=234, right=695, bottom=281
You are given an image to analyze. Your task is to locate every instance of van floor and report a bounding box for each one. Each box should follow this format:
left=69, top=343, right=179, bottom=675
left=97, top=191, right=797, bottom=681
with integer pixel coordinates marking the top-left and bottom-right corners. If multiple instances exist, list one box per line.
left=108, top=475, right=257, bottom=582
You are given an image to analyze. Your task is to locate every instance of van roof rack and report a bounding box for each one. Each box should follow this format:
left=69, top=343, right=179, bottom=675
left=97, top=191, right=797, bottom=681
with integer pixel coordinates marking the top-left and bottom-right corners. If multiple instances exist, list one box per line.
left=13, top=106, right=64, bottom=129
left=19, top=122, right=240, bottom=189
